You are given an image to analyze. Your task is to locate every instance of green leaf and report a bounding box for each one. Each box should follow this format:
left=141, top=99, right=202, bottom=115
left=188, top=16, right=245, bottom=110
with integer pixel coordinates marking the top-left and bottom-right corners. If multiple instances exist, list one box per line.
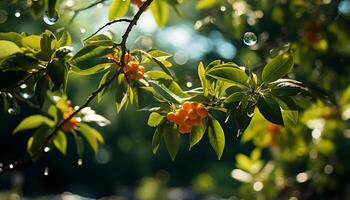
left=83, top=34, right=115, bottom=46
left=257, top=95, right=284, bottom=126
left=70, top=45, right=113, bottom=75
left=196, top=0, right=220, bottom=9
left=152, top=125, right=164, bottom=154
left=145, top=70, right=173, bottom=80
left=230, top=109, right=253, bottom=137
left=147, top=112, right=165, bottom=127
left=47, top=57, right=67, bottom=91
left=0, top=40, right=22, bottom=58
left=206, top=66, right=249, bottom=87
left=79, top=123, right=104, bottom=153
left=98, top=70, right=112, bottom=102
left=189, top=118, right=208, bottom=150
left=22, top=35, right=42, bottom=50
left=27, top=126, right=50, bottom=155
left=0, top=32, right=23, bottom=46
left=224, top=91, right=247, bottom=104
left=115, top=73, right=129, bottom=112
left=108, top=0, right=130, bottom=21
left=53, top=130, right=67, bottom=154
left=198, top=62, right=208, bottom=96
left=136, top=49, right=173, bottom=77
left=73, top=132, right=85, bottom=157
left=0, top=53, right=40, bottom=72
left=57, top=30, right=72, bottom=47
left=150, top=0, right=169, bottom=27
left=149, top=81, right=184, bottom=104
left=262, top=53, right=294, bottom=83
left=163, top=124, right=180, bottom=160
left=13, top=115, right=55, bottom=134
left=208, top=115, right=225, bottom=160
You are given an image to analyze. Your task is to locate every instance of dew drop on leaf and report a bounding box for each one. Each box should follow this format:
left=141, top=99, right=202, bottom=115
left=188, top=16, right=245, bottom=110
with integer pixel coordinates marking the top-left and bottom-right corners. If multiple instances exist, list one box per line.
left=43, top=11, right=59, bottom=25
left=243, top=32, right=257, bottom=46
left=77, top=158, right=83, bottom=166
left=44, top=167, right=49, bottom=176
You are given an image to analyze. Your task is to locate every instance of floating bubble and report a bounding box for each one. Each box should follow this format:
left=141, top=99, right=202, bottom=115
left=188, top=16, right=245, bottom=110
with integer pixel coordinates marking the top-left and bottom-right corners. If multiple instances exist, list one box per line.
left=14, top=11, right=21, bottom=18
left=338, top=0, right=350, bottom=18
left=43, top=11, right=59, bottom=25
left=0, top=9, right=8, bottom=24
left=44, top=167, right=49, bottom=176
left=44, top=147, right=50, bottom=152
left=220, top=6, right=226, bottom=12
left=243, top=32, right=257, bottom=46
left=9, top=164, right=14, bottom=169
left=77, top=158, right=83, bottom=166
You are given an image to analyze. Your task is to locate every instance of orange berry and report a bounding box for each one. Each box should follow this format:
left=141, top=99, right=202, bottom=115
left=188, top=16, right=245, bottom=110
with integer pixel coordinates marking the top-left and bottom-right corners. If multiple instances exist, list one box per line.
left=188, top=109, right=198, bottom=120
left=267, top=123, right=281, bottom=134
left=132, top=0, right=143, bottom=7
left=177, top=108, right=188, bottom=118
left=184, top=117, right=193, bottom=127
left=134, top=71, right=143, bottom=79
left=107, top=53, right=115, bottom=60
left=178, top=124, right=191, bottom=134
left=182, top=101, right=192, bottom=111
left=124, top=53, right=132, bottom=63
left=196, top=104, right=208, bottom=118
left=129, top=61, right=139, bottom=69
left=191, top=117, right=201, bottom=127
left=191, top=102, right=199, bottom=109
left=175, top=112, right=185, bottom=125
left=167, top=112, right=176, bottom=122
left=138, top=66, right=145, bottom=73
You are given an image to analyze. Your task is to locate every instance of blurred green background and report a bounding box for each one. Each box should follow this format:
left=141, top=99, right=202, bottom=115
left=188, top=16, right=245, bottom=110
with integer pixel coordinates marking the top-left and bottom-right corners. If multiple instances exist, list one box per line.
left=1, top=0, right=350, bottom=199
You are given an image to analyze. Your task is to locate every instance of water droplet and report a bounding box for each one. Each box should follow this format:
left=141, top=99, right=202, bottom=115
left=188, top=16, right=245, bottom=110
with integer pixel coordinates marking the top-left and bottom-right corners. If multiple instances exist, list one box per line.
left=9, top=164, right=14, bottom=169
left=44, top=167, right=49, bottom=176
left=220, top=6, right=226, bottom=12
left=80, top=28, right=86, bottom=34
left=65, top=0, right=75, bottom=7
left=97, top=3, right=103, bottom=8
left=19, top=84, right=34, bottom=99
left=243, top=32, right=257, bottom=46
left=0, top=9, right=8, bottom=24
left=14, top=10, right=21, bottom=18
left=186, top=82, right=193, bottom=88
left=8, top=108, right=17, bottom=115
left=338, top=0, right=350, bottom=18
left=43, top=11, right=59, bottom=25
left=77, top=158, right=83, bottom=166
left=19, top=84, right=27, bottom=89
left=44, top=147, right=50, bottom=152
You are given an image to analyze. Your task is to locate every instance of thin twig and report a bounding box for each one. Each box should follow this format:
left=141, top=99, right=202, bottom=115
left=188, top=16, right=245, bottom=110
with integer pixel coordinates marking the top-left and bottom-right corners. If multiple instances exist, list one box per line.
left=84, top=18, right=133, bottom=41
left=69, top=0, right=107, bottom=23
left=0, top=0, right=154, bottom=176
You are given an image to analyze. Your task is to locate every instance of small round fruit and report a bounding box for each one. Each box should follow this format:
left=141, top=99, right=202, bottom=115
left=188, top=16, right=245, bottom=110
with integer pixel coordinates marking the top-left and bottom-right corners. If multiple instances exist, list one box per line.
left=184, top=117, right=193, bottom=127
left=196, top=104, right=208, bottom=118
left=188, top=109, right=198, bottom=120
left=191, top=117, right=201, bottom=127
left=177, top=108, right=188, bottom=118
left=138, top=66, right=145, bottom=73
left=182, top=101, right=192, bottom=111
left=175, top=112, right=185, bottom=125
left=191, top=102, right=199, bottom=109
left=167, top=112, right=176, bottom=122
left=178, top=124, right=191, bottom=134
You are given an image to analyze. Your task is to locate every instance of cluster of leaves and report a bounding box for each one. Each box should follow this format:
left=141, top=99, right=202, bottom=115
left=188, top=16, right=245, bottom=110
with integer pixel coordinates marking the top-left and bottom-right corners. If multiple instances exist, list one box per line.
left=0, top=22, right=308, bottom=161
left=0, top=0, right=312, bottom=169
left=146, top=47, right=309, bottom=160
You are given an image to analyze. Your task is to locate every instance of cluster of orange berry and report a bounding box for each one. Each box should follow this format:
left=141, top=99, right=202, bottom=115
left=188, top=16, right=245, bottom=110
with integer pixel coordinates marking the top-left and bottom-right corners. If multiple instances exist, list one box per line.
left=62, top=107, right=78, bottom=133
left=107, top=53, right=145, bottom=80
left=167, top=102, right=208, bottom=134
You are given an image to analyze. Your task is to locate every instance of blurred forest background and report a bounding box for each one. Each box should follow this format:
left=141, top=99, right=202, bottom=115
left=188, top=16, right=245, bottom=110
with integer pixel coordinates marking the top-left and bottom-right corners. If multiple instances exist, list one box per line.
left=1, top=0, right=350, bottom=199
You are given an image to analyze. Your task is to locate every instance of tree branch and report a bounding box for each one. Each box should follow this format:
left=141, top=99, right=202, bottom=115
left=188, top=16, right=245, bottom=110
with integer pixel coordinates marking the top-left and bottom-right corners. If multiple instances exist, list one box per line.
left=0, top=0, right=154, bottom=176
